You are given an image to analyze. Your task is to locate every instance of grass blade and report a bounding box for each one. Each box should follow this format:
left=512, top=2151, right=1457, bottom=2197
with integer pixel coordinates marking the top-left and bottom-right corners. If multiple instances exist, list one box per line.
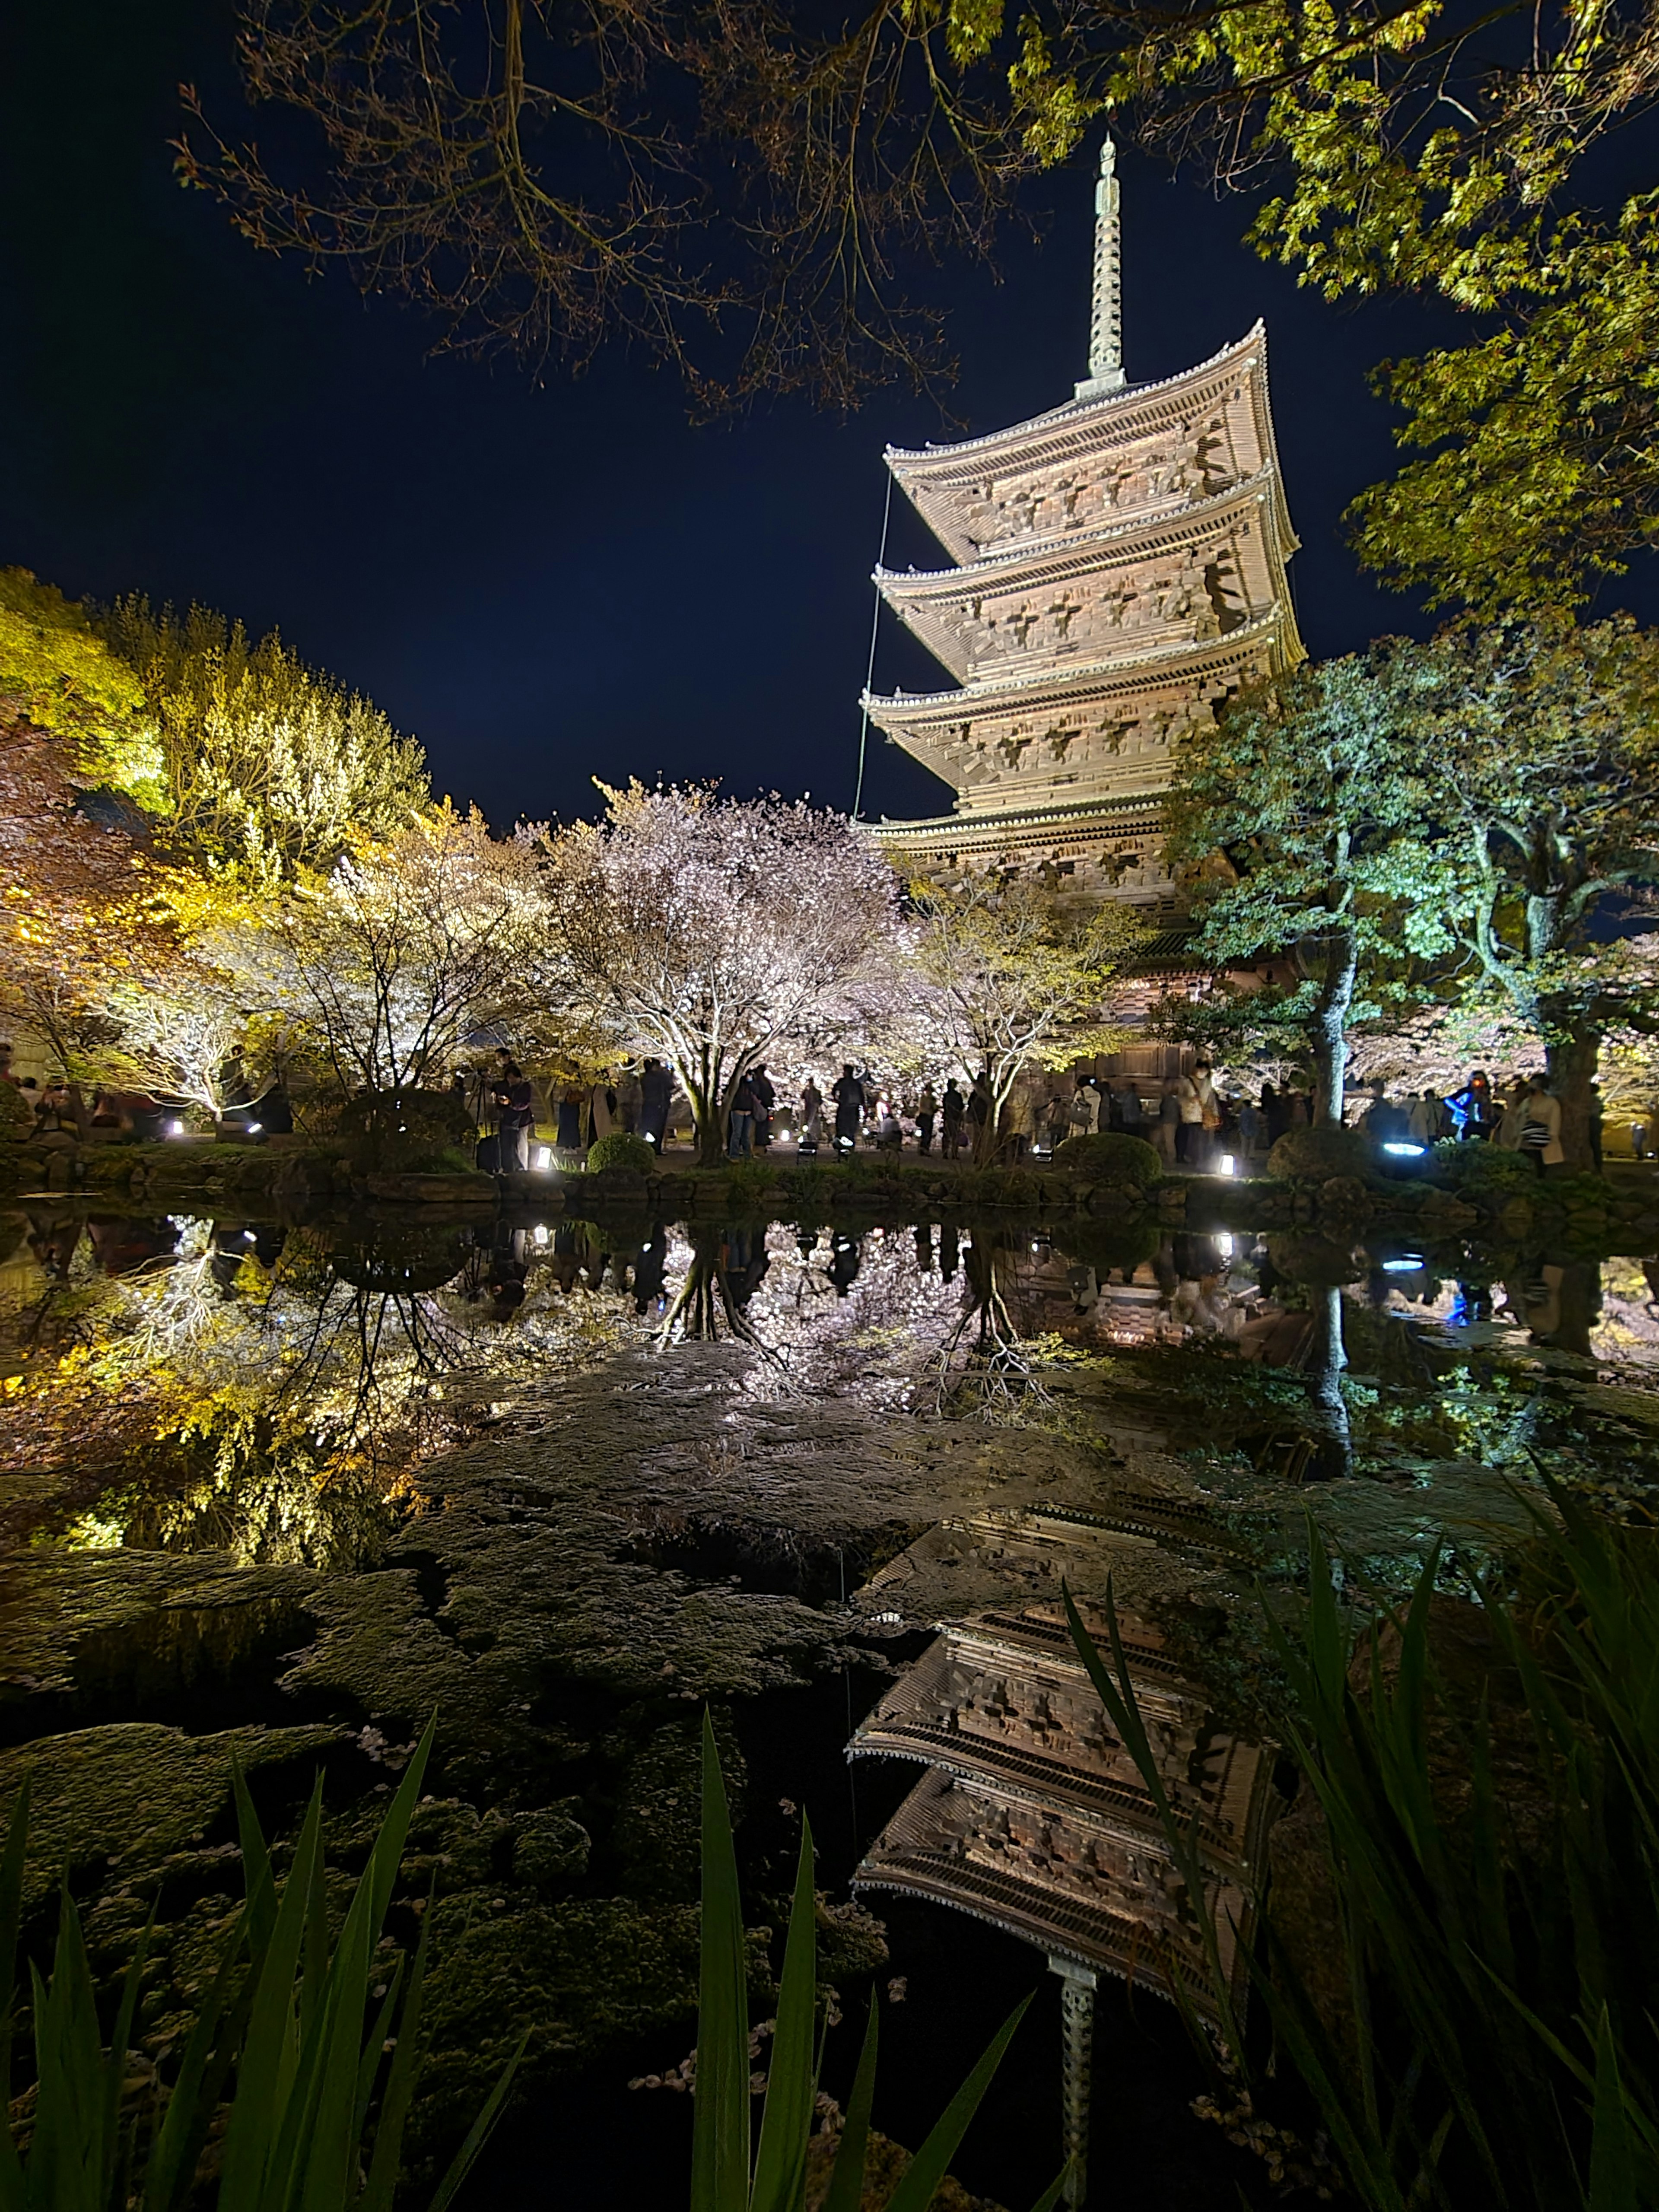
left=750, top=1815, right=820, bottom=2212
left=821, top=1995, right=878, bottom=2212
left=691, top=1710, right=750, bottom=2212
left=881, top=1993, right=1032, bottom=2212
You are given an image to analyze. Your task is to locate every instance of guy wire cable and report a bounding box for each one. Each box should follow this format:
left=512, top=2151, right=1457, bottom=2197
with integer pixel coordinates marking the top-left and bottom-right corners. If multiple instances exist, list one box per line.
left=852, top=469, right=895, bottom=822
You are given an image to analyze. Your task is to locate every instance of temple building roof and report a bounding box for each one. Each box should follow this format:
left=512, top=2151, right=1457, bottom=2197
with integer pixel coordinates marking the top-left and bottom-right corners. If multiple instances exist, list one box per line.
left=848, top=1605, right=1276, bottom=2018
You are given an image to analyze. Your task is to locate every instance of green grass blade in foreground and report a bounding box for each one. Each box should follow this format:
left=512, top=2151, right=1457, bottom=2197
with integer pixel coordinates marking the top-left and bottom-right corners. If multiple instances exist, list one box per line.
left=0, top=1781, right=29, bottom=2212
left=1026, top=2166, right=1073, bottom=2212
left=820, top=1996, right=878, bottom=2212
left=692, top=1711, right=751, bottom=2212
left=1590, top=2003, right=1638, bottom=2212
left=880, top=1993, right=1033, bottom=2212
left=750, top=1816, right=820, bottom=2212
left=426, top=2030, right=530, bottom=2212
left=216, top=1781, right=324, bottom=2212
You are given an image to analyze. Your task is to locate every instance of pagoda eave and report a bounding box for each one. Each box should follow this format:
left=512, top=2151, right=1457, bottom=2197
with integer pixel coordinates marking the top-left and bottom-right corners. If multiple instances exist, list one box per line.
left=862, top=607, right=1298, bottom=738
left=874, top=468, right=1295, bottom=605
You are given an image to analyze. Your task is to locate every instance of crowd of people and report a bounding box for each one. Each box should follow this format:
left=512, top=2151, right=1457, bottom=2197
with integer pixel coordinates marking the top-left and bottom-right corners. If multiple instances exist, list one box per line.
left=0, top=1028, right=1635, bottom=1182
left=437, top=1051, right=1628, bottom=1176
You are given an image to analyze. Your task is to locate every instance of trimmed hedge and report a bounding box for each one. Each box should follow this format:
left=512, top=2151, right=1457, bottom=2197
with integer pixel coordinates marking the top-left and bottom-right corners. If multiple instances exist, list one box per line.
left=1051, top=1131, right=1162, bottom=1188
left=1265, top=1125, right=1372, bottom=1182
left=587, top=1131, right=657, bottom=1175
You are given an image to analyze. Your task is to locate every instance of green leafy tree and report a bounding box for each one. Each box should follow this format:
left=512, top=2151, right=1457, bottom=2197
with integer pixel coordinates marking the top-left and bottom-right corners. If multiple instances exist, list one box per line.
left=902, top=875, right=1138, bottom=1161
left=100, top=597, right=431, bottom=879
left=1404, top=617, right=1659, bottom=1169
left=1165, top=657, right=1450, bottom=1126
left=0, top=568, right=167, bottom=806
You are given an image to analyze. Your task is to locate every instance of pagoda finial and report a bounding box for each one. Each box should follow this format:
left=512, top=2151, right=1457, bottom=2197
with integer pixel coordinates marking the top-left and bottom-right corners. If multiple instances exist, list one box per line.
left=1074, top=134, right=1126, bottom=401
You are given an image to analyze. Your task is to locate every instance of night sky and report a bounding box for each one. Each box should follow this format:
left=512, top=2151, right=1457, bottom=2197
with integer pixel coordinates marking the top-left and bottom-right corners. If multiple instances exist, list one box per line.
left=3, top=3, right=1654, bottom=834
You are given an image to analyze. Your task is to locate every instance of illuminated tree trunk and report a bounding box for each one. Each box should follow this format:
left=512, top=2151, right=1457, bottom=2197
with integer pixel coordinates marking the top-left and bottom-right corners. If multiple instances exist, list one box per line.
left=1310, top=930, right=1357, bottom=1128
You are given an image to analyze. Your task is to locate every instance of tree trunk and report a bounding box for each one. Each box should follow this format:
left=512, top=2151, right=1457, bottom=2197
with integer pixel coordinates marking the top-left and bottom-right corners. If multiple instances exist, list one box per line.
left=1307, top=1286, right=1353, bottom=1480
left=1545, top=1025, right=1601, bottom=1174
left=694, top=1088, right=726, bottom=1168
left=1310, top=932, right=1358, bottom=1128
left=971, top=1061, right=1000, bottom=1166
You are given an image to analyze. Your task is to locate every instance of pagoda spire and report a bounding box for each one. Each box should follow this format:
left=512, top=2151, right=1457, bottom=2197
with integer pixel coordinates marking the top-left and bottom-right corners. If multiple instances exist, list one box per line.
left=1074, top=135, right=1125, bottom=400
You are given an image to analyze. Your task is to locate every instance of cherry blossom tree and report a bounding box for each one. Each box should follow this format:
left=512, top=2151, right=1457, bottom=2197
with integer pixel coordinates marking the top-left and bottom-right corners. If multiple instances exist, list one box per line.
left=901, top=875, right=1140, bottom=1161
left=274, top=807, right=547, bottom=1102
left=542, top=784, right=901, bottom=1166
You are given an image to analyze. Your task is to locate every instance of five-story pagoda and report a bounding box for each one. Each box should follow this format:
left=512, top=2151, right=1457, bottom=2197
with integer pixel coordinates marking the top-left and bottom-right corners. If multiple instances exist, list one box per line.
left=864, top=139, right=1303, bottom=911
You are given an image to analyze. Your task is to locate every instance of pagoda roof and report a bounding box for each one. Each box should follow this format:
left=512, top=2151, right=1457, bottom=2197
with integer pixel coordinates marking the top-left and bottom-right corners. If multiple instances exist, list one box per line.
left=874, top=470, right=1299, bottom=685
left=885, top=326, right=1289, bottom=566
left=852, top=1767, right=1251, bottom=2010
left=873, top=790, right=1165, bottom=851
left=864, top=606, right=1294, bottom=737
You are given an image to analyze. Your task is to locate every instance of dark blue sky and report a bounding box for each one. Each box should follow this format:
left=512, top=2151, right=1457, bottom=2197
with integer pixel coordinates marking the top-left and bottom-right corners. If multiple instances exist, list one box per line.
left=3, top=2, right=1652, bottom=833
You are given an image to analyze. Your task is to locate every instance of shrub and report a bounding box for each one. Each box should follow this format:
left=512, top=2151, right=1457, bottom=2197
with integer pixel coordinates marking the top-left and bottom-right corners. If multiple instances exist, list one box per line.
left=587, top=1130, right=656, bottom=1175
left=334, top=1087, right=475, bottom=1171
left=1266, top=1124, right=1372, bottom=1181
left=0, top=1084, right=33, bottom=1143
left=1430, top=1136, right=1541, bottom=1194
left=1051, top=1131, right=1162, bottom=1187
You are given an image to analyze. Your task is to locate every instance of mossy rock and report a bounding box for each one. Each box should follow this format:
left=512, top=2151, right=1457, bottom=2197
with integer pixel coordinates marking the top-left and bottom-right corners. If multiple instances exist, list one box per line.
left=586, top=1131, right=656, bottom=1176
left=1266, top=1125, right=1371, bottom=1182
left=1051, top=1131, right=1161, bottom=1187
left=0, top=1721, right=339, bottom=1905
left=513, top=1801, right=591, bottom=1889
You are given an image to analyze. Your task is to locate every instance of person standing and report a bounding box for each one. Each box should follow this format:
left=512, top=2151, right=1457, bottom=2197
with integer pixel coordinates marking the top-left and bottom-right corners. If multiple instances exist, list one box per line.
left=1155, top=1080, right=1180, bottom=1169
left=915, top=1083, right=938, bottom=1155
left=832, top=1065, right=864, bottom=1154
left=727, top=1068, right=758, bottom=1158
left=1494, top=1079, right=1529, bottom=1150
left=1068, top=1080, right=1095, bottom=1139
left=1359, top=1079, right=1406, bottom=1150
left=496, top=1062, right=535, bottom=1172
left=750, top=1064, right=775, bottom=1149
left=942, top=1080, right=966, bottom=1159
left=1006, top=1081, right=1038, bottom=1162
left=639, top=1058, right=672, bottom=1149
left=1407, top=1089, right=1443, bottom=1144
left=1449, top=1068, right=1495, bottom=1140
left=1588, top=1082, right=1605, bottom=1171
left=1520, top=1074, right=1565, bottom=1174
left=616, top=1065, right=643, bottom=1135
left=1116, top=1080, right=1145, bottom=1134
left=1174, top=1063, right=1210, bottom=1166
left=590, top=1076, right=617, bottom=1142
left=799, top=1077, right=824, bottom=1155
left=1043, top=1090, right=1070, bottom=1154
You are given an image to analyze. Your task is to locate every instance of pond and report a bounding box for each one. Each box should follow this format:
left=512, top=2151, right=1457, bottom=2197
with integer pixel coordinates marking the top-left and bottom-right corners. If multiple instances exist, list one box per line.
left=1, top=1190, right=1657, bottom=2209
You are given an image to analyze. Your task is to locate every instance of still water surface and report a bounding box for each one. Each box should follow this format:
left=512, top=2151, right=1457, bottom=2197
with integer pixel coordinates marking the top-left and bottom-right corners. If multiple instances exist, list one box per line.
left=1, top=1198, right=1656, bottom=2208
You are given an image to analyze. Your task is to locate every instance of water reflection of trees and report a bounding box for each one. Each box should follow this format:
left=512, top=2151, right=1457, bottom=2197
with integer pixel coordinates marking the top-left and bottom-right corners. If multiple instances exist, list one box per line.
left=0, top=1211, right=655, bottom=1564
left=927, top=1232, right=1066, bottom=1424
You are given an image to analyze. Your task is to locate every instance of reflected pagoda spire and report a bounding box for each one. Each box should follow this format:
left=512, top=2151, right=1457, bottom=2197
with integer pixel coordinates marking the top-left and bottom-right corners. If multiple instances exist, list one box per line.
left=1075, top=135, right=1125, bottom=400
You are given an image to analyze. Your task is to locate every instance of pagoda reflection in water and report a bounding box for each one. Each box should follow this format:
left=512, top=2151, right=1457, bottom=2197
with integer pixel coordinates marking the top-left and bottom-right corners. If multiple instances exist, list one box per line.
left=849, top=1589, right=1274, bottom=2206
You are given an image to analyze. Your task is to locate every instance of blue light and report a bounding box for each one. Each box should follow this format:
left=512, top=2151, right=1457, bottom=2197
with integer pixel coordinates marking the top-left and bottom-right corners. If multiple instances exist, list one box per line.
left=1382, top=1141, right=1426, bottom=1156
left=1382, top=1256, right=1427, bottom=1273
